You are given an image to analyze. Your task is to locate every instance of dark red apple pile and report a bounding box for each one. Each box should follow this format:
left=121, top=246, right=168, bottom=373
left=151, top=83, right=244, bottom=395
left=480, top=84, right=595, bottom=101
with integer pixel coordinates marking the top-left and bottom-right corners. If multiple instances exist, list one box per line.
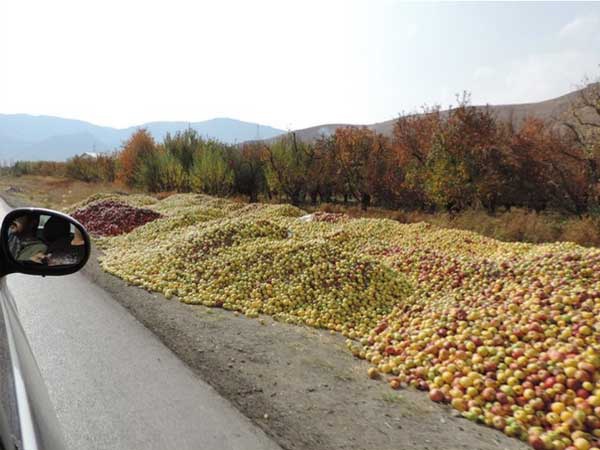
left=72, top=200, right=162, bottom=236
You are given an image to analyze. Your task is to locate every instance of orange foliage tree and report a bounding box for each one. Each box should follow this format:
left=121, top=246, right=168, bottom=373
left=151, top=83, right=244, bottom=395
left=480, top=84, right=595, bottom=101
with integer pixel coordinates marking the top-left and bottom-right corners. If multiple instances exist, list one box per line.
left=117, top=129, right=157, bottom=187
left=514, top=118, right=590, bottom=214
left=392, top=106, right=442, bottom=209
left=307, top=135, right=342, bottom=204
left=393, top=95, right=512, bottom=212
left=335, top=127, right=397, bottom=210
left=562, top=80, right=600, bottom=209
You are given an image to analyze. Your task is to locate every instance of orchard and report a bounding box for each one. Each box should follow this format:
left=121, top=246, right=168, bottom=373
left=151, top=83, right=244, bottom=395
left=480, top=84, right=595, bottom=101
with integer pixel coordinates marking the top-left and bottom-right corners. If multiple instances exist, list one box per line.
left=81, top=193, right=600, bottom=450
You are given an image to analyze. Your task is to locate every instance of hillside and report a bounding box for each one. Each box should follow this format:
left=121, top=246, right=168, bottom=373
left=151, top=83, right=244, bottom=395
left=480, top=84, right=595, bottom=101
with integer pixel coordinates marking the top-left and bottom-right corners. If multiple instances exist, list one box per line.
left=0, top=116, right=285, bottom=162
left=281, top=86, right=586, bottom=143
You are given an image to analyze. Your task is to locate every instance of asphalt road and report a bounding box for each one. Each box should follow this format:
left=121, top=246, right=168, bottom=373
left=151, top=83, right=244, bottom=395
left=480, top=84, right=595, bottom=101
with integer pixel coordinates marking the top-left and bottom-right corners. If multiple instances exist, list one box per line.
left=1, top=200, right=280, bottom=450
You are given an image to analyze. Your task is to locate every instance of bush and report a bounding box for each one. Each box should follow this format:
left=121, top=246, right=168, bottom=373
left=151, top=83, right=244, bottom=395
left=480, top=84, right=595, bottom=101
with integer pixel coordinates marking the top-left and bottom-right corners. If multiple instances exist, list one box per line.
left=11, top=161, right=66, bottom=177
left=157, top=151, right=188, bottom=192
left=65, top=154, right=117, bottom=182
left=561, top=216, right=600, bottom=247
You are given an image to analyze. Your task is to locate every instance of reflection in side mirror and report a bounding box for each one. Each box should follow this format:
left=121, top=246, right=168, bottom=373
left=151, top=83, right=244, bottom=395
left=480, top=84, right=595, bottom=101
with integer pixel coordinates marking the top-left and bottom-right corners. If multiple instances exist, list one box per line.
left=1, top=208, right=91, bottom=277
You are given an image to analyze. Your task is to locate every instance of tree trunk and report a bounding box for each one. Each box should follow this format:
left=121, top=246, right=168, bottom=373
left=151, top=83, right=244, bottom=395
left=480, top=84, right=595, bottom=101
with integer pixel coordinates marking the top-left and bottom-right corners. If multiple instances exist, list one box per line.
left=588, top=158, right=599, bottom=209
left=360, top=193, right=371, bottom=211
left=289, top=189, right=302, bottom=206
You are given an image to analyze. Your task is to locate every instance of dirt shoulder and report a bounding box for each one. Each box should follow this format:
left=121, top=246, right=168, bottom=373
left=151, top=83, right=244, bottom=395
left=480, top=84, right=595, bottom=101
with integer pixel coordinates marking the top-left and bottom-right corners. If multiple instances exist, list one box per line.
left=2, top=188, right=527, bottom=450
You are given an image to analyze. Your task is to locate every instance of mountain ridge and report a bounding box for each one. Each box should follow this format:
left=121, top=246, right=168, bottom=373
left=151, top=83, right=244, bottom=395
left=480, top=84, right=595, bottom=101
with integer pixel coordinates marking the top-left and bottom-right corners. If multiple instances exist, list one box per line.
left=280, top=86, right=585, bottom=143
left=0, top=116, right=285, bottom=162
left=1, top=85, right=592, bottom=162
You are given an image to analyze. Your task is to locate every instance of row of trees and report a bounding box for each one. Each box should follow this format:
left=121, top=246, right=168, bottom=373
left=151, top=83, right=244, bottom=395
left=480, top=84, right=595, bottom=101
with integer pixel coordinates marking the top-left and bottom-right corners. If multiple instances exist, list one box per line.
left=117, top=129, right=237, bottom=195
left=259, top=86, right=599, bottom=214
left=10, top=82, right=600, bottom=215
left=11, top=154, right=117, bottom=183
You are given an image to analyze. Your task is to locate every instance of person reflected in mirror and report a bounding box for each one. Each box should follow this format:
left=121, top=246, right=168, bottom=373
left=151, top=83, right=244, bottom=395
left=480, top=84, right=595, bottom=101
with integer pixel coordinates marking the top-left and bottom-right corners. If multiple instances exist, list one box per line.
left=42, top=217, right=85, bottom=266
left=8, top=214, right=50, bottom=263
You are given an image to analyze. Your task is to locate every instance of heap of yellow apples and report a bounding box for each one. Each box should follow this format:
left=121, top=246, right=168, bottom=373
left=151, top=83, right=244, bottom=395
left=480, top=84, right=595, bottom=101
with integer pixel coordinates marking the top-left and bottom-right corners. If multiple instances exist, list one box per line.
left=80, top=193, right=600, bottom=450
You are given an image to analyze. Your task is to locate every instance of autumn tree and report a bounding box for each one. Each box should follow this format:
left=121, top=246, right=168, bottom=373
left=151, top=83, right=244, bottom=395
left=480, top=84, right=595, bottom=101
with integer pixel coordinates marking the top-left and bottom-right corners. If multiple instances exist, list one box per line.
left=515, top=118, right=589, bottom=215
left=392, top=106, right=442, bottom=209
left=393, top=94, right=511, bottom=212
left=117, top=129, right=157, bottom=187
left=562, top=78, right=600, bottom=208
left=335, top=127, right=396, bottom=210
left=308, top=135, right=341, bottom=204
left=436, top=96, right=509, bottom=212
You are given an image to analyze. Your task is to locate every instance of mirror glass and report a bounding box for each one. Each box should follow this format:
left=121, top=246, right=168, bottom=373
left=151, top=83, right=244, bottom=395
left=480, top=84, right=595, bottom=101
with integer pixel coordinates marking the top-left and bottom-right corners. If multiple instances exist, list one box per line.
left=7, top=212, right=86, bottom=267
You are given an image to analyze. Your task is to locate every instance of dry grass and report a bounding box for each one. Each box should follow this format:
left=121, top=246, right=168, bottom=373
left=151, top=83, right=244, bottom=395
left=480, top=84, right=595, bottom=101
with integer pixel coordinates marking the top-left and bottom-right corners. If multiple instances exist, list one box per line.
left=0, top=175, right=134, bottom=210
left=561, top=216, right=600, bottom=247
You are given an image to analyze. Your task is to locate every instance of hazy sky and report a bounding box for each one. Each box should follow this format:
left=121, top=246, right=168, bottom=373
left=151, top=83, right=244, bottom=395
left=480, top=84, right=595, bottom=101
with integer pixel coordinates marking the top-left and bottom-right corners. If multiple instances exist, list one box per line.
left=1, top=1, right=599, bottom=130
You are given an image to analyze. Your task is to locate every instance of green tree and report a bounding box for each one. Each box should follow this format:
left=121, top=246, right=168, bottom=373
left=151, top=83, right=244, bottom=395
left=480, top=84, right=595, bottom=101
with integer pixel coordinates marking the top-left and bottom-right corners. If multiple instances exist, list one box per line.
left=190, top=141, right=234, bottom=195
left=163, top=129, right=203, bottom=179
left=233, top=142, right=267, bottom=202
left=264, top=133, right=316, bottom=206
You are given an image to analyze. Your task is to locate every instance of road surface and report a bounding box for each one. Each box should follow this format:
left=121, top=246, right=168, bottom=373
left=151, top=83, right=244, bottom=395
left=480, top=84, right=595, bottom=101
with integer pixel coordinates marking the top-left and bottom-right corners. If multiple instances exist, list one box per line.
left=1, top=200, right=280, bottom=450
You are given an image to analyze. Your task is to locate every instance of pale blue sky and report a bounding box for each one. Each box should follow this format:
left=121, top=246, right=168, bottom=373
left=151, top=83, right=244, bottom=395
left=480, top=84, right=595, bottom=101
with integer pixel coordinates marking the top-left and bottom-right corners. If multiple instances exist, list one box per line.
left=1, top=1, right=598, bottom=129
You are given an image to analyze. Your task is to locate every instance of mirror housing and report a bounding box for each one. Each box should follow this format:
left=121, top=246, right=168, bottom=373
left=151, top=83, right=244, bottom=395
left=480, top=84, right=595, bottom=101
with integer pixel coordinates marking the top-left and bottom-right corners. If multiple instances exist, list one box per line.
left=0, top=208, right=91, bottom=277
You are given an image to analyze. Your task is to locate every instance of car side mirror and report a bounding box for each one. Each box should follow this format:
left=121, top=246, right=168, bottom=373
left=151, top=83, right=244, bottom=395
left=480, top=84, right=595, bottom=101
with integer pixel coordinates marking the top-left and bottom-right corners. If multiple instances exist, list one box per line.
left=0, top=208, right=91, bottom=276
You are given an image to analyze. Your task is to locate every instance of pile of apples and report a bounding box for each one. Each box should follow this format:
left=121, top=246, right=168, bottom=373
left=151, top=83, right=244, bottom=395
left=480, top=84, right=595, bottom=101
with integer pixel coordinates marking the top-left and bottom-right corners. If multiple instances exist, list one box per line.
left=353, top=239, right=600, bottom=450
left=72, top=200, right=162, bottom=236
left=87, top=193, right=600, bottom=449
left=100, top=197, right=410, bottom=334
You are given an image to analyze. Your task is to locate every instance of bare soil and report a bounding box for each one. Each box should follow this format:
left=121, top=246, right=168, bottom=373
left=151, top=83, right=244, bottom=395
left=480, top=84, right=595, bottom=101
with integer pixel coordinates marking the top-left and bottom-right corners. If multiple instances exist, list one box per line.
left=0, top=175, right=130, bottom=209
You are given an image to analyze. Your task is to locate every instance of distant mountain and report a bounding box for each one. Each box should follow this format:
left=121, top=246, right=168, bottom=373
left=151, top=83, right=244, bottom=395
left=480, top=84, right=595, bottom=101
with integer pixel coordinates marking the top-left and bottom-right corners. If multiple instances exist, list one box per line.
left=3, top=85, right=591, bottom=162
left=0, top=115, right=285, bottom=162
left=275, top=86, right=589, bottom=143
